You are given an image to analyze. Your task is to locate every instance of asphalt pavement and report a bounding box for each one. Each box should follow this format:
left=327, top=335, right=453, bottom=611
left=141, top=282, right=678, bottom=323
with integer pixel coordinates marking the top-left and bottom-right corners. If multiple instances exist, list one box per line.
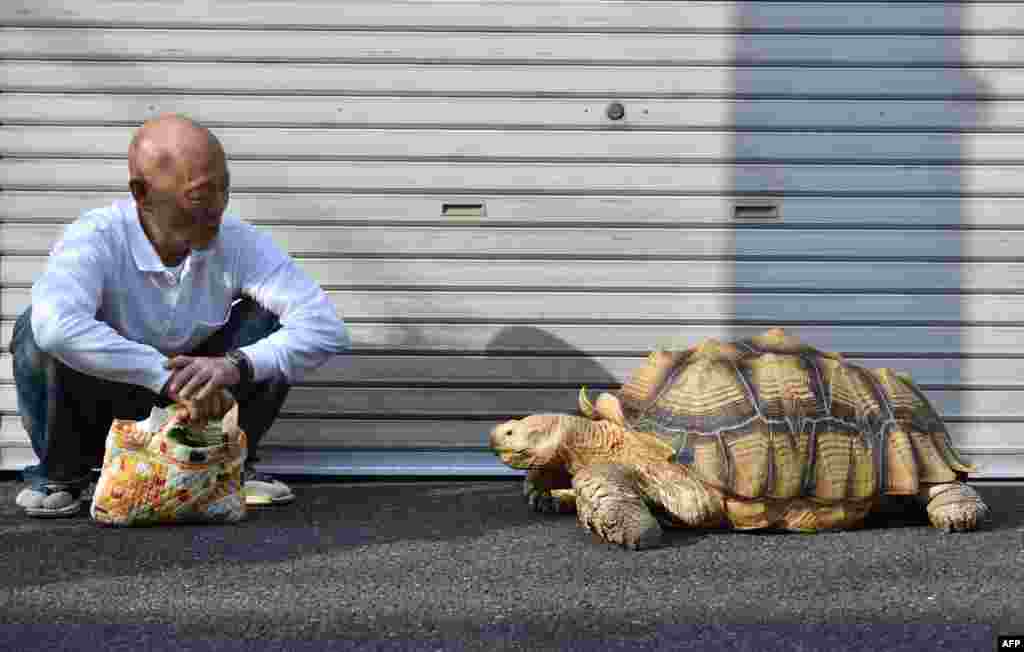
left=1, top=476, right=1021, bottom=651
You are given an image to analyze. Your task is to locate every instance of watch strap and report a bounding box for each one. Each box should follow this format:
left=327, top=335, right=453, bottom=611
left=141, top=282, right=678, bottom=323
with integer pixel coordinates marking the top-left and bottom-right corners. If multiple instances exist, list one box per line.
left=224, top=349, right=254, bottom=387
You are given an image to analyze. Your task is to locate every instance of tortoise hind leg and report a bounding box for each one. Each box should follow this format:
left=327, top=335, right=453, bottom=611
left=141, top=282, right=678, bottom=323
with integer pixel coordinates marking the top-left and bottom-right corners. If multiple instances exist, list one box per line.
left=916, top=481, right=990, bottom=532
left=633, top=462, right=726, bottom=529
left=573, top=463, right=662, bottom=550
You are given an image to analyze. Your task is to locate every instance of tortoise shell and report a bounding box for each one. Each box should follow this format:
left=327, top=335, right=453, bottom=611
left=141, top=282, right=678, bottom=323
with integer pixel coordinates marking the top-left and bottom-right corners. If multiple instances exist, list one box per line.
left=616, top=329, right=973, bottom=502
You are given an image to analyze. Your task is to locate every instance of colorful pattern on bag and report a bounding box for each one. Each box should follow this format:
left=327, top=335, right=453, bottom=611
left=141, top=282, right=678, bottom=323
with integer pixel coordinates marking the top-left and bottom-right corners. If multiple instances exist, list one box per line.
left=90, top=404, right=247, bottom=525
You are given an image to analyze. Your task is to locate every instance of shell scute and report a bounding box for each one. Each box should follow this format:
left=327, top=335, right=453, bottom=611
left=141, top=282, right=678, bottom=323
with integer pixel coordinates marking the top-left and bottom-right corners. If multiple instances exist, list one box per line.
left=811, top=426, right=853, bottom=501
left=648, top=352, right=756, bottom=435
left=910, top=430, right=957, bottom=485
left=768, top=426, right=803, bottom=498
left=619, top=349, right=689, bottom=416
left=873, top=367, right=973, bottom=479
left=688, top=433, right=729, bottom=489
left=741, top=351, right=827, bottom=426
left=869, top=368, right=917, bottom=423
left=885, top=428, right=920, bottom=494
left=819, top=360, right=888, bottom=439
left=847, top=432, right=878, bottom=499
left=723, top=427, right=772, bottom=499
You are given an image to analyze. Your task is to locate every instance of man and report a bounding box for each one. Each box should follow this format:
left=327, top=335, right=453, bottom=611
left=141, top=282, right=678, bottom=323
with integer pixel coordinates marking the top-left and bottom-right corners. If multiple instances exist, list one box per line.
left=10, top=114, right=350, bottom=517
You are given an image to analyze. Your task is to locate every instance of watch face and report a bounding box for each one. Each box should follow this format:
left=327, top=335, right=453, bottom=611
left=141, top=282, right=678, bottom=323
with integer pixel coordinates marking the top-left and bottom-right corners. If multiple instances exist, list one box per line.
left=226, top=351, right=250, bottom=383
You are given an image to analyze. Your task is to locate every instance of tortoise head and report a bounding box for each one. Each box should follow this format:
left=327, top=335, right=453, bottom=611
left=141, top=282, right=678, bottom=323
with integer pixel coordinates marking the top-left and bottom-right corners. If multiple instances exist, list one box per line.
left=490, top=413, right=589, bottom=469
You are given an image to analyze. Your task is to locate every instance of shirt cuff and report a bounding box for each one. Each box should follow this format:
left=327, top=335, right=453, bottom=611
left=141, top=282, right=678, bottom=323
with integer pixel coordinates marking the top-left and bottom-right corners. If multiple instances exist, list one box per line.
left=148, top=367, right=174, bottom=396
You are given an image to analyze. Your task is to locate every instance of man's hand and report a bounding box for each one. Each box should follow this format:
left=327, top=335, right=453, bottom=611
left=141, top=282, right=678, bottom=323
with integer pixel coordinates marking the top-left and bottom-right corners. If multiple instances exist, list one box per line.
left=163, top=355, right=241, bottom=423
left=183, top=389, right=235, bottom=426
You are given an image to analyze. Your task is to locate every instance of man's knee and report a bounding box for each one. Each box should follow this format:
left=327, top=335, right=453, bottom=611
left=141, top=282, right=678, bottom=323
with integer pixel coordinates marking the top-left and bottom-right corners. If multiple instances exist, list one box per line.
left=226, top=298, right=282, bottom=348
left=10, top=308, right=49, bottom=375
left=236, top=297, right=280, bottom=328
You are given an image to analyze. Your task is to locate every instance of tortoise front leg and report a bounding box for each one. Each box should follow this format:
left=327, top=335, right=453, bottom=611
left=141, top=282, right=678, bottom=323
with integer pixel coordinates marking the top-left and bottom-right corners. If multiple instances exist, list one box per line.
left=916, top=481, right=990, bottom=532
left=524, top=467, right=576, bottom=514
left=572, top=463, right=662, bottom=550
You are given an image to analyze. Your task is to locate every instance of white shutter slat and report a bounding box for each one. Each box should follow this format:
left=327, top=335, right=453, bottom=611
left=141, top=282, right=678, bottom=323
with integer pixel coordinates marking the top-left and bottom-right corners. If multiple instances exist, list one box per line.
left=6, top=126, right=1024, bottom=162
left=2, top=191, right=1022, bottom=227
left=1, top=287, right=1020, bottom=323
left=2, top=223, right=1019, bottom=260
left=6, top=61, right=1024, bottom=98
left=5, top=94, right=1022, bottom=131
left=3, top=159, right=1020, bottom=195
left=4, top=2, right=1022, bottom=33
left=6, top=256, right=1024, bottom=292
left=6, top=29, right=1024, bottom=66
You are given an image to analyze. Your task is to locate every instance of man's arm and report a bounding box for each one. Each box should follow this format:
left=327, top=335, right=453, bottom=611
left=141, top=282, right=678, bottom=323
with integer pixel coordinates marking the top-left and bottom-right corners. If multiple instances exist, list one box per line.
left=31, top=224, right=172, bottom=395
left=232, top=224, right=351, bottom=384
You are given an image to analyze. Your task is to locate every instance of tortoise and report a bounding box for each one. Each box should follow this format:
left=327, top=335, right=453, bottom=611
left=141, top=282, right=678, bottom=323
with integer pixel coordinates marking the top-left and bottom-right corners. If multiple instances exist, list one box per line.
left=489, top=328, right=990, bottom=549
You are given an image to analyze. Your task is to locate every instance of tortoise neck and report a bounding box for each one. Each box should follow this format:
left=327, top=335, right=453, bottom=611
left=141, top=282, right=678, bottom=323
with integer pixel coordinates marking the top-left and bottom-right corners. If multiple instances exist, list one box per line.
left=564, top=416, right=678, bottom=472
left=563, top=417, right=626, bottom=470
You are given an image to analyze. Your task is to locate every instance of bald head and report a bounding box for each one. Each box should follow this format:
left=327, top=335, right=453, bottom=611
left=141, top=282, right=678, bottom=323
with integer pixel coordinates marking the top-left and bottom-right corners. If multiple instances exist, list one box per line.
left=129, top=114, right=230, bottom=261
left=129, top=114, right=224, bottom=188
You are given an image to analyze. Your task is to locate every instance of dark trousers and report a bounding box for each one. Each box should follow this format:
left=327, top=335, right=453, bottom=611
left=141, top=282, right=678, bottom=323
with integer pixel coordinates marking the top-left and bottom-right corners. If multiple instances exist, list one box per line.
left=9, top=298, right=291, bottom=492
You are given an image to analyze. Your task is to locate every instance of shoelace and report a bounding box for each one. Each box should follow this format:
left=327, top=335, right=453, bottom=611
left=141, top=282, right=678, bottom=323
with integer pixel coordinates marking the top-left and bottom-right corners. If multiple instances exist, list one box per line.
left=38, top=486, right=83, bottom=499
left=243, top=469, right=276, bottom=484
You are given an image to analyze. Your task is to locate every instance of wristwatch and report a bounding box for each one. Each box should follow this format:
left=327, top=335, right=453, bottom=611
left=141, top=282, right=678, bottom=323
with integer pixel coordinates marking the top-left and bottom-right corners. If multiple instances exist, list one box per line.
left=224, top=349, right=254, bottom=387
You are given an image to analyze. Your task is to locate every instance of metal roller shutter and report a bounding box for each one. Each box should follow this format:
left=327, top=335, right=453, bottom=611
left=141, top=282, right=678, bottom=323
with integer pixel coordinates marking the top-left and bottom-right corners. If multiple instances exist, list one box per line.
left=2, top=1, right=1021, bottom=477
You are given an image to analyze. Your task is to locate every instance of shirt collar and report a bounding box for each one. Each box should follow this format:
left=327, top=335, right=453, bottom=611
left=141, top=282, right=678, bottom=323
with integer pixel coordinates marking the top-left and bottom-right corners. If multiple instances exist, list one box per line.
left=122, top=199, right=167, bottom=272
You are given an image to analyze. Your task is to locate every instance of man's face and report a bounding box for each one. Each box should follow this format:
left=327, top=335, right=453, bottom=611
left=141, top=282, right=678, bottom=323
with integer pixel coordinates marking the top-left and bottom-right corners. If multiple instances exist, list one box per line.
left=170, top=153, right=230, bottom=250
left=146, top=147, right=230, bottom=252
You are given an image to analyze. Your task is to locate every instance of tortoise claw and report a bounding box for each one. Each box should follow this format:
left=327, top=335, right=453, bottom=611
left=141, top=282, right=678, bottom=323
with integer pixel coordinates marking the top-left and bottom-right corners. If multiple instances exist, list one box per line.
left=580, top=510, right=662, bottom=550
left=527, top=488, right=575, bottom=514
left=935, top=501, right=990, bottom=533
left=924, top=483, right=990, bottom=532
left=526, top=488, right=550, bottom=512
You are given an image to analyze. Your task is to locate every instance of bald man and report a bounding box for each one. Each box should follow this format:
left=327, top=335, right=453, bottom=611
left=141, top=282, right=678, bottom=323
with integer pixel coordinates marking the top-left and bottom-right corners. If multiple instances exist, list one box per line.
left=10, top=115, right=351, bottom=517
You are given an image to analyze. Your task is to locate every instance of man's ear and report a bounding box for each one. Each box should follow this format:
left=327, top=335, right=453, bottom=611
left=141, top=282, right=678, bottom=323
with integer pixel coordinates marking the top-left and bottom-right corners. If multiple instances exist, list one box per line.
left=129, top=177, right=147, bottom=203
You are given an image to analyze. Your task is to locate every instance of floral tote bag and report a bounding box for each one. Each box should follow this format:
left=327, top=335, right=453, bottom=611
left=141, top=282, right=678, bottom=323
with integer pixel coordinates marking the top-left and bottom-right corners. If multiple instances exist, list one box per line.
left=91, top=402, right=247, bottom=525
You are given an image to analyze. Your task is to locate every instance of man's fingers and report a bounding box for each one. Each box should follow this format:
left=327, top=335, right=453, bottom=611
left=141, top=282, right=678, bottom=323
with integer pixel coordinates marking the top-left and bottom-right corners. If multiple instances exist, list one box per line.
left=187, top=360, right=234, bottom=403
left=179, top=371, right=209, bottom=400
left=193, top=378, right=218, bottom=403
left=170, top=359, right=235, bottom=421
left=180, top=400, right=197, bottom=422
left=169, top=365, right=197, bottom=396
left=165, top=356, right=192, bottom=369
left=193, top=384, right=209, bottom=403
left=186, top=387, right=231, bottom=421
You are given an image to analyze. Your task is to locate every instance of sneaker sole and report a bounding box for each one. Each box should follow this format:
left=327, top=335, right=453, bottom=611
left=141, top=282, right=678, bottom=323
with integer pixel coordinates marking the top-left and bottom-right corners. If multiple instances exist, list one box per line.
left=24, top=502, right=82, bottom=518
left=245, top=492, right=296, bottom=506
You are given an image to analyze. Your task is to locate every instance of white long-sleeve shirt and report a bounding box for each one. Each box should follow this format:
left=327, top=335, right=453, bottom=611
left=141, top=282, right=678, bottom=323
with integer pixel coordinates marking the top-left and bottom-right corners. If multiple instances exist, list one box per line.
left=31, top=198, right=351, bottom=394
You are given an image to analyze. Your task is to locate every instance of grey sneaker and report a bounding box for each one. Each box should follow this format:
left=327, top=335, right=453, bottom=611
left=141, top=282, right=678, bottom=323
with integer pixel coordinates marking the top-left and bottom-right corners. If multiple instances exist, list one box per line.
left=242, top=469, right=295, bottom=506
left=15, top=486, right=82, bottom=518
